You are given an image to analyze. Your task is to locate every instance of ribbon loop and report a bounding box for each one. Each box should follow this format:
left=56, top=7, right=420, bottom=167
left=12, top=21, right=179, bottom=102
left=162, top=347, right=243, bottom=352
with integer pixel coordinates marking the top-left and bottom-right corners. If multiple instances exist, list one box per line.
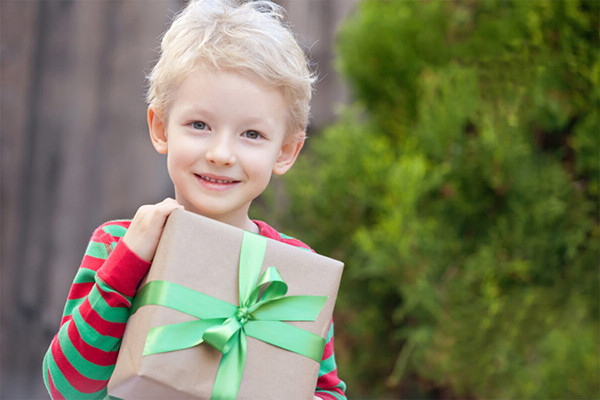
left=143, top=318, right=225, bottom=356
left=255, top=266, right=288, bottom=302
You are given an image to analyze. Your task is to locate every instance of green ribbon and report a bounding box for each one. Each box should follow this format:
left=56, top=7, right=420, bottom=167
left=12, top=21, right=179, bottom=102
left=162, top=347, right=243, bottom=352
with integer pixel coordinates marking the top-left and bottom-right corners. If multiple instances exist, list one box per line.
left=130, top=231, right=328, bottom=400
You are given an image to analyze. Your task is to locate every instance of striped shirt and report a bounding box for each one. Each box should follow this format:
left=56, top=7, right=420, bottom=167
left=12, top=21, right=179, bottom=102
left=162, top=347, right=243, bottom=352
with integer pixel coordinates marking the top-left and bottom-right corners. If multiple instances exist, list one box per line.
left=43, top=219, right=346, bottom=399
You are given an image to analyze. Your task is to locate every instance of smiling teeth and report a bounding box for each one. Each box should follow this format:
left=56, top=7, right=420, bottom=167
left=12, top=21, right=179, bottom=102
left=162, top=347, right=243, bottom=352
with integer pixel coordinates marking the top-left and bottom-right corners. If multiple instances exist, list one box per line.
left=201, top=175, right=234, bottom=184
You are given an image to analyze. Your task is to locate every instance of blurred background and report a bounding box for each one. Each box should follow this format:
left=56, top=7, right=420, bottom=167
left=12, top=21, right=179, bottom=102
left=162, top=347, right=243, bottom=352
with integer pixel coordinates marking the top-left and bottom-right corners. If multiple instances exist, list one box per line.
left=1, top=0, right=598, bottom=399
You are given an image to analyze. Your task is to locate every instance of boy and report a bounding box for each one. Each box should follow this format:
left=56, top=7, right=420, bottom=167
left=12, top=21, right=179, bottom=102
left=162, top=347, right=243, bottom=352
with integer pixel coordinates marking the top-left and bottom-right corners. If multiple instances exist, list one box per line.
left=42, top=0, right=346, bottom=399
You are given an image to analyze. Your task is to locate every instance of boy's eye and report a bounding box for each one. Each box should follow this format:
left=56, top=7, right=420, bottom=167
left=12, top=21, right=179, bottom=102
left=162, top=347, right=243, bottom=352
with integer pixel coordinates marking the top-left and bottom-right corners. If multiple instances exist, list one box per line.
left=243, top=130, right=262, bottom=140
left=192, top=121, right=207, bottom=130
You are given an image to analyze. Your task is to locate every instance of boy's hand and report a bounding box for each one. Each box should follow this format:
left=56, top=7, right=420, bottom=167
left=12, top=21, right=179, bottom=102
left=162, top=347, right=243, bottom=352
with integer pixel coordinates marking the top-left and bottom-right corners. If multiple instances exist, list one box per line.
left=122, top=198, right=183, bottom=262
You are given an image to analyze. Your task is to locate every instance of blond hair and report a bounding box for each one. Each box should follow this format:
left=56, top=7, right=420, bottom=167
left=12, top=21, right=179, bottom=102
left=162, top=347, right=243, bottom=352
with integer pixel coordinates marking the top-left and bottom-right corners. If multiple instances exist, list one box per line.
left=147, top=0, right=315, bottom=138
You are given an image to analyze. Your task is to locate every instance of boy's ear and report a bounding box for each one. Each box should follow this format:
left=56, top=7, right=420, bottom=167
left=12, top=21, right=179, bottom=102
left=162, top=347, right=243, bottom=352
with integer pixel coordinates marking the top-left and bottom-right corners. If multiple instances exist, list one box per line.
left=273, top=131, right=305, bottom=176
left=148, top=107, right=168, bottom=154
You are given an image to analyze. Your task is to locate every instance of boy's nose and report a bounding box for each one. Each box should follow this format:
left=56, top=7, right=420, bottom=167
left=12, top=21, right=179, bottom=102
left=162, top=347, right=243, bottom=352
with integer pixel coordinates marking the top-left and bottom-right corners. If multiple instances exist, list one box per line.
left=205, top=134, right=236, bottom=166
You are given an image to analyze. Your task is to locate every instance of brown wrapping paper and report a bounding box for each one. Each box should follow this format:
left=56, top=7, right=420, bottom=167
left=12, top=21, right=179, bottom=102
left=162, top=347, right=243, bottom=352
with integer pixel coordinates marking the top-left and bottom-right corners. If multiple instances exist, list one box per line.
left=107, top=209, right=344, bottom=399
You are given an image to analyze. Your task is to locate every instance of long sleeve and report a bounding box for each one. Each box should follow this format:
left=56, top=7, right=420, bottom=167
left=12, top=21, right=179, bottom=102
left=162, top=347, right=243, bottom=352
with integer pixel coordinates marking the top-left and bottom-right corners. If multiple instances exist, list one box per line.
left=42, top=221, right=150, bottom=399
left=314, top=322, right=347, bottom=400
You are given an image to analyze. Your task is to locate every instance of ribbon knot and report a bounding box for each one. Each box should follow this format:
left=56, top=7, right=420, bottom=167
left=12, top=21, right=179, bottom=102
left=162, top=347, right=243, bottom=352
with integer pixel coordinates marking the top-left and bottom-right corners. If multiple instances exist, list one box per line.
left=130, top=231, right=329, bottom=400
left=236, top=307, right=251, bottom=325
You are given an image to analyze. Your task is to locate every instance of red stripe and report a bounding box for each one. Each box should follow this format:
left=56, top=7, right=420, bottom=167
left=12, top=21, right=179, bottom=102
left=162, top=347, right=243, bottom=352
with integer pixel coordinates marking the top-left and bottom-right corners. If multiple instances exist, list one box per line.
left=51, top=335, right=108, bottom=393
left=322, top=337, right=334, bottom=360
left=47, top=365, right=66, bottom=400
left=314, top=392, right=337, bottom=400
left=317, top=369, right=344, bottom=392
left=68, top=282, right=95, bottom=300
left=79, top=255, right=106, bottom=272
left=60, top=315, right=72, bottom=327
left=78, top=298, right=126, bottom=338
left=253, top=220, right=313, bottom=251
left=67, top=321, right=119, bottom=367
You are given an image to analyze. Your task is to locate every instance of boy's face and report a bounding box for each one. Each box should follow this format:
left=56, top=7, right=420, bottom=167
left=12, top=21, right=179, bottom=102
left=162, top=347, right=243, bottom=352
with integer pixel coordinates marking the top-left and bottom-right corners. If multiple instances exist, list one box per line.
left=148, top=68, right=303, bottom=231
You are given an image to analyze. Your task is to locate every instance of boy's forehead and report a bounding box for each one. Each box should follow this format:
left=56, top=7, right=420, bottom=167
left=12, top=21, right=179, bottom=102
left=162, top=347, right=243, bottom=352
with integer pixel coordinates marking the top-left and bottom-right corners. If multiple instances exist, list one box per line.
left=161, top=66, right=299, bottom=138
left=170, top=66, right=287, bottom=107
left=169, top=68, right=288, bottom=124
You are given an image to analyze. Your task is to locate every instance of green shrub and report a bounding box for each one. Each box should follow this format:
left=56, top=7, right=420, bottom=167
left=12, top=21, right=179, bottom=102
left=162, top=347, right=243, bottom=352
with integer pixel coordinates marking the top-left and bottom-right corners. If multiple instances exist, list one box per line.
left=253, top=0, right=599, bottom=398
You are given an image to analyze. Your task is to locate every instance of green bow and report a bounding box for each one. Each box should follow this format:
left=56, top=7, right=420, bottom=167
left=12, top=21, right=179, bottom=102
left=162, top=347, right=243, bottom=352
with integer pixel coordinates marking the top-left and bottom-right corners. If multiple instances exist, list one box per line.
left=130, top=231, right=328, bottom=399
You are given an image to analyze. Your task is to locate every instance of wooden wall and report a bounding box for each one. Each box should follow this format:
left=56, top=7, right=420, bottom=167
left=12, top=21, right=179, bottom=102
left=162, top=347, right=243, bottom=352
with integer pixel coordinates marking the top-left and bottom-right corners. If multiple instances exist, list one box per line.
left=0, top=0, right=356, bottom=398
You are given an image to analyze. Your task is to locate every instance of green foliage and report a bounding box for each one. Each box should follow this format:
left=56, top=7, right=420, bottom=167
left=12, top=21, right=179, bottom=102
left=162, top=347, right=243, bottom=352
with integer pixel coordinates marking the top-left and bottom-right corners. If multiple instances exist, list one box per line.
left=253, top=0, right=599, bottom=398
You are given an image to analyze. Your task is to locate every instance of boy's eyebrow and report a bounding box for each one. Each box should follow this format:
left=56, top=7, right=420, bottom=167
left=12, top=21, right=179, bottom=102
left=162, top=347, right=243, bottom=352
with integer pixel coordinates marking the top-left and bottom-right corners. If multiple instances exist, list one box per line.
left=241, top=116, right=276, bottom=128
left=179, top=104, right=216, bottom=118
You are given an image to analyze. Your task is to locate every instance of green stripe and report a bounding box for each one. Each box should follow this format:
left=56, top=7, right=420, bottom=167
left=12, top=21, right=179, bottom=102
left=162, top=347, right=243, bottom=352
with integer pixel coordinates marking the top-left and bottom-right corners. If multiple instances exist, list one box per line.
left=87, top=284, right=130, bottom=323
left=64, top=297, right=87, bottom=318
left=319, top=353, right=338, bottom=375
left=73, top=267, right=97, bottom=285
left=72, top=308, right=121, bottom=353
left=42, top=351, right=51, bottom=393
left=326, top=322, right=335, bottom=341
left=58, top=322, right=115, bottom=381
left=102, top=224, right=128, bottom=238
left=338, top=379, right=348, bottom=394
left=96, top=277, right=133, bottom=303
left=85, top=241, right=109, bottom=260
left=316, top=322, right=347, bottom=397
left=65, top=268, right=98, bottom=318
left=317, top=324, right=337, bottom=375
left=65, top=274, right=132, bottom=320
left=45, top=340, right=108, bottom=399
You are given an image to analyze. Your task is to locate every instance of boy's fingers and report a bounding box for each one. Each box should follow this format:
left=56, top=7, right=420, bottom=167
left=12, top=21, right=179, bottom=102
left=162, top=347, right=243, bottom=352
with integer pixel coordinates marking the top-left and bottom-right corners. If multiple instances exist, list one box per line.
left=157, top=198, right=183, bottom=212
left=159, top=197, right=177, bottom=205
left=137, top=198, right=180, bottom=218
left=124, top=199, right=183, bottom=262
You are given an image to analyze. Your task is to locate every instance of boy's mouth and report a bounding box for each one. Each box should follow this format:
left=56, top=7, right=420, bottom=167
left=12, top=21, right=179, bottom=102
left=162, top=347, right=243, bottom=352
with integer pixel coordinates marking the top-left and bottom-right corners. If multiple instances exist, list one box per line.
left=195, top=174, right=240, bottom=185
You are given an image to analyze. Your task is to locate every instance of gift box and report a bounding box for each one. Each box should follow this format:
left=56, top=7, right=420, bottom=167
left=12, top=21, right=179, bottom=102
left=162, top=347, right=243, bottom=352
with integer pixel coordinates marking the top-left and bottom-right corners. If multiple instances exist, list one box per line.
left=107, top=209, right=344, bottom=399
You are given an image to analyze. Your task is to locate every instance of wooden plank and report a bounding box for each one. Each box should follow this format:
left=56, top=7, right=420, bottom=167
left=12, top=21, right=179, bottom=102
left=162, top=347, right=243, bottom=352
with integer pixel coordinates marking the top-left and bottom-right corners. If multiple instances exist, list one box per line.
left=1, top=1, right=42, bottom=397
left=1, top=1, right=180, bottom=398
left=1, top=0, right=353, bottom=397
